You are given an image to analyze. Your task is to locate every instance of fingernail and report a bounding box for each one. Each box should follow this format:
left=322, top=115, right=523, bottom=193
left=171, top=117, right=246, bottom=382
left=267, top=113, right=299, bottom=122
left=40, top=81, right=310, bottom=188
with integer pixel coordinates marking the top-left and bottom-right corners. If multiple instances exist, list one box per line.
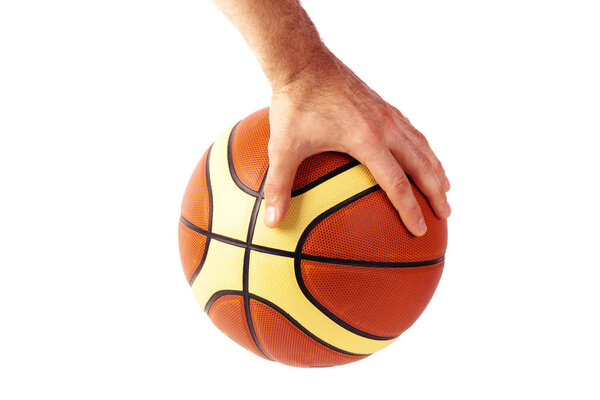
left=445, top=202, right=452, bottom=217
left=444, top=175, right=451, bottom=190
left=418, top=217, right=427, bottom=234
left=265, top=206, right=278, bottom=226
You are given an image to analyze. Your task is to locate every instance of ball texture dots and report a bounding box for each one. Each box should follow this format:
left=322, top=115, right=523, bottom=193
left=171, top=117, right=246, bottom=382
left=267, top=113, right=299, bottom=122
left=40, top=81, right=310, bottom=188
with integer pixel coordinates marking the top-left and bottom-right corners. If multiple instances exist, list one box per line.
left=178, top=108, right=448, bottom=367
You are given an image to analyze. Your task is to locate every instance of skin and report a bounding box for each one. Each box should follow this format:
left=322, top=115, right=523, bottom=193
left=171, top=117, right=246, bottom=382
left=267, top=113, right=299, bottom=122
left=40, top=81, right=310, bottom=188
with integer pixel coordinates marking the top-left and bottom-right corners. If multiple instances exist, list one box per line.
left=212, top=0, right=451, bottom=236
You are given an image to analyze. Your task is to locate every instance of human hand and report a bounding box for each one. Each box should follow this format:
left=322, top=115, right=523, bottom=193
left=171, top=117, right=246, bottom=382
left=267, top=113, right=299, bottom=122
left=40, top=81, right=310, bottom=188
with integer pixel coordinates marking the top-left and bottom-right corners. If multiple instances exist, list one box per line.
left=264, top=53, right=451, bottom=236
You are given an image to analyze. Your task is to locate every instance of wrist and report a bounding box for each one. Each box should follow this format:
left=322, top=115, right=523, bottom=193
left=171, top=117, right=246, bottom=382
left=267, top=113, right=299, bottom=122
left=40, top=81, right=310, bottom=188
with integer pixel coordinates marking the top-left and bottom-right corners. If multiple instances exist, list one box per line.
left=269, top=44, right=340, bottom=94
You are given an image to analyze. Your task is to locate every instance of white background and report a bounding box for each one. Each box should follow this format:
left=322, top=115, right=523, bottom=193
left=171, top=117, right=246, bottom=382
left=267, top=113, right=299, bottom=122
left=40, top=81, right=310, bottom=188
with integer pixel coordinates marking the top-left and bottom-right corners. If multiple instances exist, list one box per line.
left=1, top=0, right=599, bottom=399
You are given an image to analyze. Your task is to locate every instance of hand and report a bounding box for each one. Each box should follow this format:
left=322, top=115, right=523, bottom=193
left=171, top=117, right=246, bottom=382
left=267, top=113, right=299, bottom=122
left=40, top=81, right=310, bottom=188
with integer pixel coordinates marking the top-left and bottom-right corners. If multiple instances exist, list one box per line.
left=264, top=53, right=451, bottom=236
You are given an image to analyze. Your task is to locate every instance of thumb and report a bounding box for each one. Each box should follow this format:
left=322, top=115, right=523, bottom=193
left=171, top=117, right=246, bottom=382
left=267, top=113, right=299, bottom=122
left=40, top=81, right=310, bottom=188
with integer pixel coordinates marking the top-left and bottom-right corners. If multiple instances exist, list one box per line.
left=263, top=146, right=303, bottom=228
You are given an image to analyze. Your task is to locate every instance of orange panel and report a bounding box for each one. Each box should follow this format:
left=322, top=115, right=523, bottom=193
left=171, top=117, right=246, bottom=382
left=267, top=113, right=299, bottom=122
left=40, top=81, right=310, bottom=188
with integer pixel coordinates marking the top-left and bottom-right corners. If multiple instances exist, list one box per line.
left=181, top=147, right=211, bottom=230
left=302, top=186, right=447, bottom=262
left=230, top=108, right=271, bottom=192
left=207, top=295, right=268, bottom=360
left=300, top=260, right=444, bottom=338
left=178, top=221, right=208, bottom=283
left=230, top=109, right=357, bottom=194
left=249, top=298, right=367, bottom=367
left=292, top=152, right=355, bottom=193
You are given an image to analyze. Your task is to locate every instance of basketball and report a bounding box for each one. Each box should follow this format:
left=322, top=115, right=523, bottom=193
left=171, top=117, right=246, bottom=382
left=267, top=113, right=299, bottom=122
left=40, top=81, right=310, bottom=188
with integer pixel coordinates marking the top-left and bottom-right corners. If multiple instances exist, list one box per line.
left=178, top=108, right=447, bottom=367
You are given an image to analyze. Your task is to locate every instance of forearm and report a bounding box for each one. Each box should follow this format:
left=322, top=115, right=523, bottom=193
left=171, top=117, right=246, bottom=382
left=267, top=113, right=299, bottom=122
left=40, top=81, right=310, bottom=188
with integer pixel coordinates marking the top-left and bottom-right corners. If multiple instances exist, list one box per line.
left=212, top=0, right=336, bottom=90
left=212, top=0, right=450, bottom=234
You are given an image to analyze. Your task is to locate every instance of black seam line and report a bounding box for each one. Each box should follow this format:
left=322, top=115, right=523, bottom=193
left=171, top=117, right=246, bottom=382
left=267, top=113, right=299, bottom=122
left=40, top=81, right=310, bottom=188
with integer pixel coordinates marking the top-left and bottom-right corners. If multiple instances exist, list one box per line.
left=290, top=159, right=361, bottom=197
left=204, top=289, right=242, bottom=314
left=227, top=122, right=363, bottom=200
left=227, top=121, right=261, bottom=197
left=188, top=145, right=214, bottom=286
left=204, top=290, right=368, bottom=357
left=301, top=254, right=445, bottom=268
left=180, top=216, right=444, bottom=269
left=242, top=174, right=271, bottom=360
left=294, top=185, right=395, bottom=341
left=293, top=184, right=446, bottom=341
left=181, top=215, right=289, bottom=254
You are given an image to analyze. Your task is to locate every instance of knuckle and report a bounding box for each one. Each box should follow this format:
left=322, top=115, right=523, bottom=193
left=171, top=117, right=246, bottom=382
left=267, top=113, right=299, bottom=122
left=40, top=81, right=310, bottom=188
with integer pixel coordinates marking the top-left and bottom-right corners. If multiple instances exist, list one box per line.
left=359, top=127, right=385, bottom=146
left=409, top=203, right=423, bottom=217
left=434, top=159, right=445, bottom=174
left=400, top=198, right=422, bottom=218
left=370, top=104, right=389, bottom=121
left=389, top=173, right=412, bottom=195
left=414, top=151, right=433, bottom=172
left=354, top=136, right=386, bottom=160
left=381, top=115, right=396, bottom=132
left=391, top=106, right=410, bottom=122
left=413, top=131, right=429, bottom=147
left=434, top=190, right=447, bottom=204
left=357, top=110, right=399, bottom=148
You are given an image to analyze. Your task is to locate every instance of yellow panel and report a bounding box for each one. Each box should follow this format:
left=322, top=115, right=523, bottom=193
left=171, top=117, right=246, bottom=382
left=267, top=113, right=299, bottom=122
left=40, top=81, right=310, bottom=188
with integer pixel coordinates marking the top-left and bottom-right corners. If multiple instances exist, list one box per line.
left=209, top=125, right=257, bottom=242
left=248, top=250, right=395, bottom=355
left=252, top=164, right=377, bottom=252
left=191, top=240, right=244, bottom=309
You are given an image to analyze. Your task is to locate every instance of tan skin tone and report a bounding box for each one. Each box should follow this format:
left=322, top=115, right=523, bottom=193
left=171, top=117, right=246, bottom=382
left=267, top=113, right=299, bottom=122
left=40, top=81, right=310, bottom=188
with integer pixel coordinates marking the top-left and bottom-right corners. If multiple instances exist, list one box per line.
left=213, top=0, right=451, bottom=236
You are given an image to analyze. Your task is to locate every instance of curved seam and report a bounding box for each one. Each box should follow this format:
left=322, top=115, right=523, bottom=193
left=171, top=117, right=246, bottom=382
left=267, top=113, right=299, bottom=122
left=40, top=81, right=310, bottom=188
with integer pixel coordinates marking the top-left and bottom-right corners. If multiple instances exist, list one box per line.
left=301, top=254, right=446, bottom=268
left=295, top=257, right=445, bottom=341
left=293, top=255, right=400, bottom=341
left=293, top=185, right=400, bottom=341
left=291, top=159, right=360, bottom=197
left=180, top=215, right=444, bottom=269
left=204, top=289, right=243, bottom=314
left=204, top=290, right=368, bottom=357
left=292, top=185, right=445, bottom=341
left=189, top=145, right=214, bottom=286
left=227, top=122, right=261, bottom=197
left=242, top=175, right=272, bottom=360
left=189, top=139, right=446, bottom=352
left=228, top=129, right=361, bottom=200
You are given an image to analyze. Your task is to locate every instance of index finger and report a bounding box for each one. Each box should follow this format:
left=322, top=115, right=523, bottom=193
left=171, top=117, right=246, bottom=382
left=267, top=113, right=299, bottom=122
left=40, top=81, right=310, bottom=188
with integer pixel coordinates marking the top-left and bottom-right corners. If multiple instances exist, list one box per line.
left=356, top=150, right=426, bottom=236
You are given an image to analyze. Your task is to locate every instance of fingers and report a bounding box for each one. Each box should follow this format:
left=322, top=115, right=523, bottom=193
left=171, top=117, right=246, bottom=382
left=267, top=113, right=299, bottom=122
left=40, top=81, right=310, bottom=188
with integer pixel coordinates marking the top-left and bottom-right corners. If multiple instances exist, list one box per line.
left=358, top=149, right=427, bottom=236
left=416, top=136, right=451, bottom=193
left=390, top=139, right=451, bottom=220
left=391, top=110, right=450, bottom=192
left=263, top=141, right=304, bottom=228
